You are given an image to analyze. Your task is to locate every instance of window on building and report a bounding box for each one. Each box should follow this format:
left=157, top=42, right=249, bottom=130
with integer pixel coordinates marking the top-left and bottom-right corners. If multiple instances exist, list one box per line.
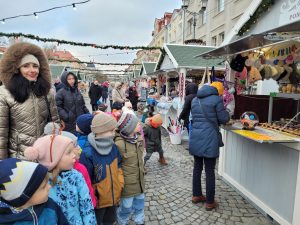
left=211, top=36, right=217, bottom=46
left=218, top=0, right=225, bottom=12
left=219, top=32, right=225, bottom=44
left=201, top=10, right=207, bottom=25
left=187, top=18, right=193, bottom=35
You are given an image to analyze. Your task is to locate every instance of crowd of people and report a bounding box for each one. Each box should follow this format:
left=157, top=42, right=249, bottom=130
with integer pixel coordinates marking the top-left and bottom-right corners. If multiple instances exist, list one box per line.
left=0, top=42, right=229, bottom=225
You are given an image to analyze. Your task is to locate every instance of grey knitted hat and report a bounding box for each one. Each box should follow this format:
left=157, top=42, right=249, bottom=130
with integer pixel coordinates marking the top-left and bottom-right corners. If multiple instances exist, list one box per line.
left=117, top=113, right=139, bottom=136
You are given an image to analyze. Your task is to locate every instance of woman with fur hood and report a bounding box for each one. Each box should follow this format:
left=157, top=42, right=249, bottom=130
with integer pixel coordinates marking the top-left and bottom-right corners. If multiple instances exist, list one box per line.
left=0, top=42, right=60, bottom=159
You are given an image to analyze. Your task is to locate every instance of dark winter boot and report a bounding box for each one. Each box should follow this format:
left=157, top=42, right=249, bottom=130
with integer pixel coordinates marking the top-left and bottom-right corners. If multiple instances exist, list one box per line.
left=158, top=157, right=168, bottom=165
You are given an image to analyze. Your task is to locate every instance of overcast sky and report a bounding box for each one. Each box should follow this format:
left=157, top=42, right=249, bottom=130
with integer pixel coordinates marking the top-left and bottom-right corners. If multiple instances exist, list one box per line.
left=0, top=0, right=182, bottom=65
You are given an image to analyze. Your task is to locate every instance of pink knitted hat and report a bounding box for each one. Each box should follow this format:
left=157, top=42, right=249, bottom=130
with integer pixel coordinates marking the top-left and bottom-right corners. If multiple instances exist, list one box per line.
left=24, top=135, right=73, bottom=171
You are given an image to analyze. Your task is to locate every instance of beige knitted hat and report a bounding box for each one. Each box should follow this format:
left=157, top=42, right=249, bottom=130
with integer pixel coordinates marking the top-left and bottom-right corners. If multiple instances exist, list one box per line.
left=91, top=111, right=117, bottom=134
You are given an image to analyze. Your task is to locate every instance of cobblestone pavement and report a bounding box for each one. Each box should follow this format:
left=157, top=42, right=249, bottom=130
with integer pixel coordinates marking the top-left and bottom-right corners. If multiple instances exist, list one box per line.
left=83, top=97, right=271, bottom=225
left=140, top=132, right=272, bottom=225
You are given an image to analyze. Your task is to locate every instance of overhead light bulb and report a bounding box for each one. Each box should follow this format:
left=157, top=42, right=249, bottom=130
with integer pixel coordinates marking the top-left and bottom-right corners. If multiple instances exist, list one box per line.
left=72, top=4, right=77, bottom=10
left=2, top=20, right=5, bottom=24
left=34, top=13, right=38, bottom=19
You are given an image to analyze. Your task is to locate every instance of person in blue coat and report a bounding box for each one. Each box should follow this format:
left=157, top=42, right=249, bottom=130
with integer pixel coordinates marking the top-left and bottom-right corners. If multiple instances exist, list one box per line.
left=189, top=82, right=229, bottom=211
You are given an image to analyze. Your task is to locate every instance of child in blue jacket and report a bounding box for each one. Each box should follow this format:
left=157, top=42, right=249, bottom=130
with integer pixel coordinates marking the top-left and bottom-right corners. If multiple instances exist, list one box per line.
left=76, top=113, right=94, bottom=149
left=24, top=135, right=96, bottom=225
left=80, top=112, right=124, bottom=225
left=0, top=158, right=69, bottom=225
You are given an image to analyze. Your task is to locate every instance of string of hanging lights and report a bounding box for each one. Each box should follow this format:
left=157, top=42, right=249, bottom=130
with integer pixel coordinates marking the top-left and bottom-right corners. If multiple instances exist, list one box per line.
left=0, top=0, right=91, bottom=24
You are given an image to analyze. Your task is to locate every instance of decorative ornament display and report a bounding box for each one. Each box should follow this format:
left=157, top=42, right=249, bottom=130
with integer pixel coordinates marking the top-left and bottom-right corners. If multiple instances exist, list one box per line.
left=240, top=112, right=259, bottom=130
left=184, top=39, right=206, bottom=45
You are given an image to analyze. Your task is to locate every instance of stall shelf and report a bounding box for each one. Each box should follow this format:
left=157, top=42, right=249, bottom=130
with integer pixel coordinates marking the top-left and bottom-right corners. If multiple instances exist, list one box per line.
left=268, top=93, right=300, bottom=123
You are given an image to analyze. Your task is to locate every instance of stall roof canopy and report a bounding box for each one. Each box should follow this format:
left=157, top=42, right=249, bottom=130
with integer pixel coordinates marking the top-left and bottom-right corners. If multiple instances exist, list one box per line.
left=140, top=62, right=157, bottom=75
left=197, top=21, right=300, bottom=58
left=157, top=44, right=224, bottom=70
left=134, top=69, right=141, bottom=77
left=49, top=64, right=66, bottom=79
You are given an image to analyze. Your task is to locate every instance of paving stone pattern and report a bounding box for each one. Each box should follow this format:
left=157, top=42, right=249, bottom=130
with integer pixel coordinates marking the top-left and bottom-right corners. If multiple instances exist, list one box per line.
left=140, top=133, right=272, bottom=225
left=83, top=97, right=271, bottom=225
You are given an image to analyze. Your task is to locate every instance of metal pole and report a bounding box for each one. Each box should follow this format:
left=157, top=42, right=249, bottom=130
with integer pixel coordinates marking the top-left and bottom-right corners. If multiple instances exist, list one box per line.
left=193, top=13, right=196, bottom=39
left=182, top=9, right=185, bottom=44
left=268, top=96, right=273, bottom=123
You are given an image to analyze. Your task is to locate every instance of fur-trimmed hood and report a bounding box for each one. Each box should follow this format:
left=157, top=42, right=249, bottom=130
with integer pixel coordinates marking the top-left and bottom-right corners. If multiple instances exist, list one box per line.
left=0, top=42, right=51, bottom=92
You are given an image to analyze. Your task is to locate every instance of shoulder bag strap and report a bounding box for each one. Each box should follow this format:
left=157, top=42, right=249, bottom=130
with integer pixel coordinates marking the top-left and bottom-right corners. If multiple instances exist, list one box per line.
left=44, top=95, right=52, bottom=122
left=117, top=89, right=124, bottom=100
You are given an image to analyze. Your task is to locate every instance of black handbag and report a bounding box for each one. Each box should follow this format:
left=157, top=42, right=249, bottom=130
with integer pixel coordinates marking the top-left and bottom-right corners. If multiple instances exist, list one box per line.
left=198, top=99, right=224, bottom=147
left=44, top=96, right=52, bottom=122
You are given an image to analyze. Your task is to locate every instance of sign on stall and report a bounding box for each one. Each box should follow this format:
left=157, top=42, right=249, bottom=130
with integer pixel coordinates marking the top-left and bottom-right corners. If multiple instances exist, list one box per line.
left=178, top=72, right=186, bottom=101
left=279, top=0, right=300, bottom=26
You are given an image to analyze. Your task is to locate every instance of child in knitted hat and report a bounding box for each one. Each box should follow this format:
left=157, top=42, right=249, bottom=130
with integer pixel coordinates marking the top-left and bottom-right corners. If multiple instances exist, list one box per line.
left=0, top=158, right=68, bottom=225
left=24, top=135, right=96, bottom=225
left=44, top=124, right=97, bottom=208
left=60, top=131, right=97, bottom=208
left=79, top=111, right=124, bottom=225
left=115, top=113, right=145, bottom=225
left=76, top=113, right=93, bottom=149
left=143, top=114, right=167, bottom=166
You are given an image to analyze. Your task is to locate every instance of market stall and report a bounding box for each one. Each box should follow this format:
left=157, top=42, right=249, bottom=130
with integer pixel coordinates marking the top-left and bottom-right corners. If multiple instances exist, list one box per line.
left=151, top=44, right=224, bottom=138
left=197, top=1, right=300, bottom=224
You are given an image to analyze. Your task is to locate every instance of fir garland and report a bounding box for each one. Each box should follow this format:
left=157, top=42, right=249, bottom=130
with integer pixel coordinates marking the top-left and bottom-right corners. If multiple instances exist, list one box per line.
left=67, top=67, right=135, bottom=73
left=48, top=58, right=141, bottom=66
left=0, top=32, right=163, bottom=51
left=184, top=39, right=206, bottom=45
left=155, top=48, right=166, bottom=71
left=238, top=0, right=274, bottom=36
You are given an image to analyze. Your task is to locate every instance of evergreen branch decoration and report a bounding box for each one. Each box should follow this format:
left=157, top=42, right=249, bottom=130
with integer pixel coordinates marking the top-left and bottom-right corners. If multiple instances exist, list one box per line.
left=156, top=48, right=166, bottom=71
left=0, top=32, right=163, bottom=51
left=238, top=0, right=275, bottom=36
left=66, top=66, right=135, bottom=73
left=48, top=58, right=141, bottom=66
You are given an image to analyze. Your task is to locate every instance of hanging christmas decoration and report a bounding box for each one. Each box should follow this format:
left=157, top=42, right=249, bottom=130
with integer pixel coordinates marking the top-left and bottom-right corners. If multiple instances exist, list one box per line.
left=48, top=58, right=141, bottom=66
left=0, top=0, right=91, bottom=23
left=0, top=32, right=163, bottom=51
left=238, top=0, right=275, bottom=36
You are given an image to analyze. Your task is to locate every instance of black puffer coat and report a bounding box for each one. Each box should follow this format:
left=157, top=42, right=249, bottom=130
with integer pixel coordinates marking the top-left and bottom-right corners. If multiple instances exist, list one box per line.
left=178, top=83, right=198, bottom=127
left=55, top=72, right=89, bottom=133
left=102, top=86, right=108, bottom=99
left=88, top=83, right=102, bottom=104
left=128, top=87, right=138, bottom=111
